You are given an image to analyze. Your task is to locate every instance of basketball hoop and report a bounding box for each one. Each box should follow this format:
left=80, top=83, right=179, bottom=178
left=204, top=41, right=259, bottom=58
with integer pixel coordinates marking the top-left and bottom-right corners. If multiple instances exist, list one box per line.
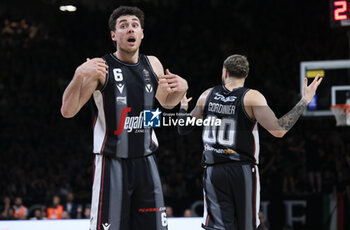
left=330, top=104, right=350, bottom=126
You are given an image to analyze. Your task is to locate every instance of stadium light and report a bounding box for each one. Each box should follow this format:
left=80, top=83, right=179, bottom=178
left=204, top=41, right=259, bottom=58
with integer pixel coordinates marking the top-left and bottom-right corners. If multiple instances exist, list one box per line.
left=59, top=5, right=77, bottom=12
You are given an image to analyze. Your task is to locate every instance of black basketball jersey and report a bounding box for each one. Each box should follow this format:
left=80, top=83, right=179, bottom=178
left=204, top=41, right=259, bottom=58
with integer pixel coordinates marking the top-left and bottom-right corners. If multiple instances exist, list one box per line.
left=91, top=53, right=159, bottom=158
left=201, top=85, right=260, bottom=165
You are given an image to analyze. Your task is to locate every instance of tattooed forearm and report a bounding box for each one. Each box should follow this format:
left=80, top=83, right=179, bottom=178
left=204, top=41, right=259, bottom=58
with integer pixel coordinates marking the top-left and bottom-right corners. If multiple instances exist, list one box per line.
left=278, top=98, right=308, bottom=131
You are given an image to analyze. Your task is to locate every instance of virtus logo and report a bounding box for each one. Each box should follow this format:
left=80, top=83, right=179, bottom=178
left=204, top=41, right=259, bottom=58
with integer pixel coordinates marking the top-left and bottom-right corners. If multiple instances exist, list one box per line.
left=102, top=223, right=111, bottom=230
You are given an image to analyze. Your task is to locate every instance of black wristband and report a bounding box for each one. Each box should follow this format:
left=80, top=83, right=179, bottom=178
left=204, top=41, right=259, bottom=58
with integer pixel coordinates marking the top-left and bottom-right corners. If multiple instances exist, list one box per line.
left=179, top=108, right=187, bottom=113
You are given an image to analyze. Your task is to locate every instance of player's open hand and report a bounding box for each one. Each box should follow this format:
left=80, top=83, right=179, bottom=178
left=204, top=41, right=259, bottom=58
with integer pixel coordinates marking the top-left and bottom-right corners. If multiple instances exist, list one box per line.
left=180, top=94, right=192, bottom=111
left=76, top=58, right=108, bottom=80
left=159, top=69, right=188, bottom=93
left=302, top=74, right=323, bottom=103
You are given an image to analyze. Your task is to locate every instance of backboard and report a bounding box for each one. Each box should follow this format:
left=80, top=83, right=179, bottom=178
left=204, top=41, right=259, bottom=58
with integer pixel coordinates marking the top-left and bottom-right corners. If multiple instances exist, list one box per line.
left=300, top=59, right=350, bottom=116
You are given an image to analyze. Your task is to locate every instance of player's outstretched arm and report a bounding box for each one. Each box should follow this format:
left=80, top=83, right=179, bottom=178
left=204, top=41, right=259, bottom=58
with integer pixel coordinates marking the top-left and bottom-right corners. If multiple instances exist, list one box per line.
left=247, top=74, right=322, bottom=137
left=61, top=58, right=107, bottom=118
left=277, top=74, right=322, bottom=131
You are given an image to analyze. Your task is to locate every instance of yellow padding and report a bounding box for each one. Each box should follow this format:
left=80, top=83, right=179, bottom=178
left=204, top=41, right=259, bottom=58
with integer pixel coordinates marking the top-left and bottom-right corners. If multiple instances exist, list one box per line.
left=306, top=70, right=325, bottom=78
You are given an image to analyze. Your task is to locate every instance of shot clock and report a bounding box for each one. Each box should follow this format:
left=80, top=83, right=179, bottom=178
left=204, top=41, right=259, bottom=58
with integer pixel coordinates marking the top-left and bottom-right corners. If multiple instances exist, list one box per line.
left=330, top=0, right=350, bottom=27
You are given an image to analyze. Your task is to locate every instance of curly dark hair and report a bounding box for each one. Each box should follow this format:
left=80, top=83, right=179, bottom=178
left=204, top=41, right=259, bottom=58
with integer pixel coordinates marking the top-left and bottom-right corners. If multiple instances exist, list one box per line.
left=108, top=6, right=145, bottom=32
left=223, top=55, right=249, bottom=78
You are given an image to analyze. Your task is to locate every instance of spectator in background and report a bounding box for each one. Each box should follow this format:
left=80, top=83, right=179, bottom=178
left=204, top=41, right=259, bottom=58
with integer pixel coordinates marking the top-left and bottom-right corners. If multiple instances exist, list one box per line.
left=47, top=195, right=63, bottom=219
left=0, top=196, right=11, bottom=219
left=62, top=191, right=78, bottom=219
left=305, top=133, right=322, bottom=193
left=61, top=210, right=71, bottom=219
left=183, top=208, right=193, bottom=217
left=84, top=205, right=91, bottom=219
left=6, top=207, right=16, bottom=220
left=13, top=197, right=28, bottom=220
left=1, top=19, right=15, bottom=46
left=166, top=206, right=173, bottom=217
left=30, top=208, right=47, bottom=220
left=257, top=211, right=270, bottom=230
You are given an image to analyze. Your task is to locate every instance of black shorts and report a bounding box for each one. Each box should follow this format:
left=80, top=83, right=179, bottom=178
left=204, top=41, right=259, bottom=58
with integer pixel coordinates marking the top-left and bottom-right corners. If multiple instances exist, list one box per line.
left=202, top=162, right=260, bottom=230
left=90, top=154, right=168, bottom=230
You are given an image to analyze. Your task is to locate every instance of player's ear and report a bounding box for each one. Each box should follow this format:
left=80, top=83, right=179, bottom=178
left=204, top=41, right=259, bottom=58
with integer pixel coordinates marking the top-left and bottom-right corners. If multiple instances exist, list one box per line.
left=141, top=29, right=144, bottom=39
left=223, top=68, right=229, bottom=79
left=111, top=31, right=116, bottom=42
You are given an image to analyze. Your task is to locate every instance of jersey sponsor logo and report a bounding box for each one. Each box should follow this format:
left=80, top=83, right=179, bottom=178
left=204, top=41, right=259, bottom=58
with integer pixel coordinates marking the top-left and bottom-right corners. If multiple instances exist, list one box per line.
left=114, top=107, right=153, bottom=134
left=114, top=107, right=132, bottom=135
left=204, top=144, right=236, bottom=155
left=208, top=102, right=236, bottom=115
left=214, top=92, right=237, bottom=102
left=116, top=83, right=124, bottom=94
left=145, top=84, right=153, bottom=93
left=143, top=69, right=151, bottom=82
left=144, top=109, right=161, bottom=127
left=102, top=223, right=111, bottom=230
left=116, top=96, right=127, bottom=105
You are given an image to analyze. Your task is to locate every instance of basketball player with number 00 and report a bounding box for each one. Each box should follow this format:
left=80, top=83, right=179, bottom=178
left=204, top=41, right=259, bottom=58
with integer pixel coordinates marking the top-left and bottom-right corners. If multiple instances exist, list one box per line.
left=178, top=55, right=322, bottom=230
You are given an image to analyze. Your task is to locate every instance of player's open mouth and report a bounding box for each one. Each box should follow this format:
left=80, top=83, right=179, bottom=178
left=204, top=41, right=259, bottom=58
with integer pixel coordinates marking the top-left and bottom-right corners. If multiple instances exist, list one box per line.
left=128, top=38, right=136, bottom=43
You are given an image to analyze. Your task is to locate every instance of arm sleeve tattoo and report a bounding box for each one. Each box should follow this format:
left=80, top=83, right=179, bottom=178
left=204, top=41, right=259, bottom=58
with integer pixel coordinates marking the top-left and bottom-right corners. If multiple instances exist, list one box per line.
left=277, top=98, right=308, bottom=131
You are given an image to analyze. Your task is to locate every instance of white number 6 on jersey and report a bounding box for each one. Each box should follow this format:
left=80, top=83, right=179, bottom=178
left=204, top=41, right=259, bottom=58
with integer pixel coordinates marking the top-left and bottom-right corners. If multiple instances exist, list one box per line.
left=113, top=68, right=123, bottom=81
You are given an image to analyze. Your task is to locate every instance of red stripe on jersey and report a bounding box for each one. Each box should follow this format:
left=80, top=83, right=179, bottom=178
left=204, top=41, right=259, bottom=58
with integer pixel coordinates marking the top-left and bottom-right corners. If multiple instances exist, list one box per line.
left=98, top=156, right=106, bottom=230
left=152, top=140, right=158, bottom=148
left=101, top=93, right=108, bottom=154
left=92, top=157, right=96, bottom=184
left=92, top=114, right=97, bottom=130
left=205, top=195, right=210, bottom=226
left=206, top=215, right=210, bottom=226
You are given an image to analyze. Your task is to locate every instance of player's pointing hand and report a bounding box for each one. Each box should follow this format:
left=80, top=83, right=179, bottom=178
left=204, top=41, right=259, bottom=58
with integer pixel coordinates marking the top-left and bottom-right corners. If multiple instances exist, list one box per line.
left=180, top=94, right=192, bottom=111
left=302, top=73, right=323, bottom=103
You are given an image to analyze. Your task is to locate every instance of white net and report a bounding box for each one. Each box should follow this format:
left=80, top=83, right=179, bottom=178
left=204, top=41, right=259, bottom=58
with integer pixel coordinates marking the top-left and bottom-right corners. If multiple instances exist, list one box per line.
left=330, top=104, right=350, bottom=126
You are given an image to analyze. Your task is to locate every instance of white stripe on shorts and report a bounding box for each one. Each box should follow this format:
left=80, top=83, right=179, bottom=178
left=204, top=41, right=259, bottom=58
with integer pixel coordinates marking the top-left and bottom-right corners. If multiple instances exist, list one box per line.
left=90, top=155, right=103, bottom=230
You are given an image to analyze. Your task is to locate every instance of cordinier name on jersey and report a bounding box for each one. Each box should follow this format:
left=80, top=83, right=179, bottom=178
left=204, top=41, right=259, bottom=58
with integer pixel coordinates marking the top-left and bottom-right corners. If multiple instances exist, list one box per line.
left=163, top=116, right=221, bottom=127
left=208, top=102, right=236, bottom=115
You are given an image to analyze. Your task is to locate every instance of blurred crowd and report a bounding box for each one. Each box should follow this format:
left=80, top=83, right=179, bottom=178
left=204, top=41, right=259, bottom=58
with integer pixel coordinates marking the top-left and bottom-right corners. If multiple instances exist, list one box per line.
left=0, top=1, right=349, bottom=227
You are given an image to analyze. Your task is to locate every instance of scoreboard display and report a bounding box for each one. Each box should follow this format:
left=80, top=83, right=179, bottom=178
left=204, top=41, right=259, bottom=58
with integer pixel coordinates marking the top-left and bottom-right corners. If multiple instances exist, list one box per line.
left=330, top=0, right=350, bottom=27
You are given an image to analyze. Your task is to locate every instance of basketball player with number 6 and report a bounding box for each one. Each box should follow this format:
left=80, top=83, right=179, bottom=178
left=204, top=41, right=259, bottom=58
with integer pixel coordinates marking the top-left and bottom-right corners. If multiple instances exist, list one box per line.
left=61, top=6, right=188, bottom=230
left=178, top=55, right=322, bottom=230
